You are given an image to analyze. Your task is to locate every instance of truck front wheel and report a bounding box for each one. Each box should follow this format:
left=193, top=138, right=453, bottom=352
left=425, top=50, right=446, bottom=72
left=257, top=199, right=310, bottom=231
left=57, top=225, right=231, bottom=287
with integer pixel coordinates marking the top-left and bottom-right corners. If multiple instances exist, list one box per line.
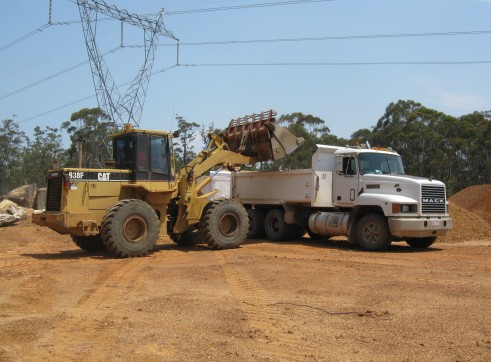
left=356, top=214, right=391, bottom=251
left=101, top=199, right=159, bottom=257
left=406, top=237, right=437, bottom=249
left=200, top=199, right=249, bottom=250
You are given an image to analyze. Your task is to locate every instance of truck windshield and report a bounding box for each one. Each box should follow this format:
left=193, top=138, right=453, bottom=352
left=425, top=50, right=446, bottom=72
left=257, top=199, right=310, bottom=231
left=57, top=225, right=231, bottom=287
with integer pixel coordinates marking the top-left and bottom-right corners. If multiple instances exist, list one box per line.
left=358, top=153, right=405, bottom=175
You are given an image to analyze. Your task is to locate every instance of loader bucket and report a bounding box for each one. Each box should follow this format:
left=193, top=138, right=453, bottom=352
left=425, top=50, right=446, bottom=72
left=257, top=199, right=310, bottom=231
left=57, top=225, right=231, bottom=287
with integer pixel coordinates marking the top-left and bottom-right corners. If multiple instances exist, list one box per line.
left=221, top=110, right=304, bottom=161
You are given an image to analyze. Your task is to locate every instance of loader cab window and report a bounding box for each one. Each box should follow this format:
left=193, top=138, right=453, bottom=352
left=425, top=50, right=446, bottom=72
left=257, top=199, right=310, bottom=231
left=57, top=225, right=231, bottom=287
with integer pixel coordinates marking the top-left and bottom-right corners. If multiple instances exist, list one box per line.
left=114, top=136, right=135, bottom=169
left=150, top=135, right=169, bottom=175
left=136, top=133, right=148, bottom=171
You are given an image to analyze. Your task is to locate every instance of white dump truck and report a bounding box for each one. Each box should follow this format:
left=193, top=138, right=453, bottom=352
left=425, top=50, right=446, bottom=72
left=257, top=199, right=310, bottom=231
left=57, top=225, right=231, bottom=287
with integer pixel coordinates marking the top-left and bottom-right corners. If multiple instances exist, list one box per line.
left=206, top=144, right=453, bottom=251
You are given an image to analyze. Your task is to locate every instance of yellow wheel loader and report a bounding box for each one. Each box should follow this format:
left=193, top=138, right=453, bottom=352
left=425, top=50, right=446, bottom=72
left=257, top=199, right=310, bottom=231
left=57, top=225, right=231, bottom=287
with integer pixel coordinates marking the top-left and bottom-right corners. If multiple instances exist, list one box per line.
left=32, top=110, right=304, bottom=257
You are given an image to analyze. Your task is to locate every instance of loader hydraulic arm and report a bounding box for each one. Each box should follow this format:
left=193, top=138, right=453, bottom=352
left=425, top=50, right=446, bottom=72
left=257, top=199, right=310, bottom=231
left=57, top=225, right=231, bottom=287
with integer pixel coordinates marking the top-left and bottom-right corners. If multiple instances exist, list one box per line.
left=172, top=110, right=304, bottom=234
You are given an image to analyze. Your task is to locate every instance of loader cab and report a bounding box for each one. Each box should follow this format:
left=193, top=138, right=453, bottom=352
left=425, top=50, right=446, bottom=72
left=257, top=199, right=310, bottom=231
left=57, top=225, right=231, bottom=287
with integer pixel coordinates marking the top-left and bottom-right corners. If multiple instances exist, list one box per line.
left=113, top=130, right=173, bottom=181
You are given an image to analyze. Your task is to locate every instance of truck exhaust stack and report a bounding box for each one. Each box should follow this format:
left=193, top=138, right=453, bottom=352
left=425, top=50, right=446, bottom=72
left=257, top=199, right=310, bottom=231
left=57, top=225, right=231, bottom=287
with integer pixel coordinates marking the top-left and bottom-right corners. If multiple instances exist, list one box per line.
left=221, top=110, right=304, bottom=161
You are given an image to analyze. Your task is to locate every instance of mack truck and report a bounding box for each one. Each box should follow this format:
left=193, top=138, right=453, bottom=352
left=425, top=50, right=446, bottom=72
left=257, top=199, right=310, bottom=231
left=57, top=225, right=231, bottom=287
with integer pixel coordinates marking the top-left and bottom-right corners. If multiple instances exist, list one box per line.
left=225, top=143, right=453, bottom=251
left=32, top=110, right=304, bottom=257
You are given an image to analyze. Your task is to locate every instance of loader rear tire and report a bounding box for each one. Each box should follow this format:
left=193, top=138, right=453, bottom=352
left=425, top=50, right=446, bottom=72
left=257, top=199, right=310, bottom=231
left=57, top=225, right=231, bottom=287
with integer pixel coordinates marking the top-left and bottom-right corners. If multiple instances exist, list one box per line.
left=101, top=199, right=159, bottom=257
left=71, top=235, right=105, bottom=252
left=200, top=199, right=248, bottom=250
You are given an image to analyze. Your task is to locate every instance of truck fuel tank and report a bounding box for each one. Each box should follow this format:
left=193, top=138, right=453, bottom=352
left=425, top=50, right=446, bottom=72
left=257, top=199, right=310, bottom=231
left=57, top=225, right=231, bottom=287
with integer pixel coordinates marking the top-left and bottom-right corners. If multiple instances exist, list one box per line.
left=309, top=212, right=350, bottom=237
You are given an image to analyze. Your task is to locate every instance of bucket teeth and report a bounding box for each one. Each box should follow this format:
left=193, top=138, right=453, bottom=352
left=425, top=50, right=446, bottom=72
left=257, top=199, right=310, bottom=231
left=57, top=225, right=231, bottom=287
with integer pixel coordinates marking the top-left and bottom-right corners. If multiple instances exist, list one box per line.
left=221, top=110, right=305, bottom=162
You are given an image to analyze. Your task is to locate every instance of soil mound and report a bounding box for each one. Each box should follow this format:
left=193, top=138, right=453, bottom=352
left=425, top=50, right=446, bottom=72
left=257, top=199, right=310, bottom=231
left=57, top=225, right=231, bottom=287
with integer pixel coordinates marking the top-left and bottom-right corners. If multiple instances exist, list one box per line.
left=449, top=184, right=491, bottom=225
left=440, top=184, right=491, bottom=243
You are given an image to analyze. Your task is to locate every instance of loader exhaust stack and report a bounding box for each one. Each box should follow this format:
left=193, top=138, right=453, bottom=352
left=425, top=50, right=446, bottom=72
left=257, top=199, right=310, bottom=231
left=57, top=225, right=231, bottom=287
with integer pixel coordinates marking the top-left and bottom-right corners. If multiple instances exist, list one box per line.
left=221, top=110, right=305, bottom=162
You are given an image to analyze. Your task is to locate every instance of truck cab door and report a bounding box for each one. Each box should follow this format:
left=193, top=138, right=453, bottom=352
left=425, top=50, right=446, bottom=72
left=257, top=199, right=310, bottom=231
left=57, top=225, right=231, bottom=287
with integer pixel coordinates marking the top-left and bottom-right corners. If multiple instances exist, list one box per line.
left=333, top=154, right=359, bottom=206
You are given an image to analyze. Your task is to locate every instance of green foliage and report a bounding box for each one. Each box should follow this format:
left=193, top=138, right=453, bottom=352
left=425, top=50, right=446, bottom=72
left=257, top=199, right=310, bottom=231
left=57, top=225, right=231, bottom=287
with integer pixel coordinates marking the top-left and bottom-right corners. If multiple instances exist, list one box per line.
left=173, top=115, right=200, bottom=171
left=262, top=112, right=348, bottom=171
left=23, top=126, right=65, bottom=188
left=1, top=103, right=489, bottom=197
left=0, top=119, right=28, bottom=195
left=360, top=100, right=491, bottom=195
left=61, top=108, right=114, bottom=168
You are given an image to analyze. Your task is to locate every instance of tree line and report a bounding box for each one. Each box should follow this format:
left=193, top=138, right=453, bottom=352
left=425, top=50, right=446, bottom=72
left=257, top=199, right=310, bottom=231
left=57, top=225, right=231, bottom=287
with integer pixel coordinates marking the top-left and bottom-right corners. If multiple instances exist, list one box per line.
left=1, top=100, right=489, bottom=196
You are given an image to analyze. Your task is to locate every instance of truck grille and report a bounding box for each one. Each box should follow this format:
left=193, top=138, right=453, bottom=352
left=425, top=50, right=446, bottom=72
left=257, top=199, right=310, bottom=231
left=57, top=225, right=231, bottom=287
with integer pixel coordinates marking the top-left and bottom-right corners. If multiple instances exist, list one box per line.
left=46, top=173, right=63, bottom=211
left=421, top=185, right=446, bottom=214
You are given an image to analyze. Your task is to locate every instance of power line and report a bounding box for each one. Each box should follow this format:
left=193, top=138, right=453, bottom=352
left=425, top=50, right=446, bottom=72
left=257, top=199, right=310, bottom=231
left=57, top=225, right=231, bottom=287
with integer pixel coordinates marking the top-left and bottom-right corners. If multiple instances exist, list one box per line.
left=0, top=47, right=122, bottom=101
left=3, top=27, right=490, bottom=101
left=0, top=24, right=51, bottom=53
left=164, top=0, right=334, bottom=15
left=17, top=64, right=179, bottom=125
left=160, top=30, right=491, bottom=47
left=16, top=59, right=490, bottom=125
left=179, top=61, right=491, bottom=66
left=62, top=0, right=334, bottom=24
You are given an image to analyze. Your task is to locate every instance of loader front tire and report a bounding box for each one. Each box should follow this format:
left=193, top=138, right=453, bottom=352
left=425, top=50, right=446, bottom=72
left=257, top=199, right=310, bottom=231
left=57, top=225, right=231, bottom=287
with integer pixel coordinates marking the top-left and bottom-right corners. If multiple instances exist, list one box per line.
left=71, top=235, right=105, bottom=252
left=200, top=199, right=248, bottom=250
left=101, top=199, right=159, bottom=257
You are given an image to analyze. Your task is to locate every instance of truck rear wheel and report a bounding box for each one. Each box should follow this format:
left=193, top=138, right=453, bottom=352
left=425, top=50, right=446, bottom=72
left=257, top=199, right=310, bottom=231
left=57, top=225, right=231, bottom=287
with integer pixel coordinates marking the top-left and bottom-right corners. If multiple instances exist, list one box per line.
left=101, top=199, right=159, bottom=257
left=264, top=209, right=293, bottom=241
left=200, top=199, right=248, bottom=250
left=247, top=208, right=266, bottom=239
left=356, top=214, right=391, bottom=251
left=71, top=235, right=105, bottom=252
left=406, top=237, right=437, bottom=249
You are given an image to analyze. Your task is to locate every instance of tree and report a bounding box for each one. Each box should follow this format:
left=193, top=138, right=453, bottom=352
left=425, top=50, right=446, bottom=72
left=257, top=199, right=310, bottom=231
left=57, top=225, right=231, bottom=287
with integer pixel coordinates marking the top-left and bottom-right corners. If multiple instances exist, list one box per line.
left=354, top=99, right=491, bottom=195
left=173, top=115, right=200, bottom=171
left=264, top=112, right=334, bottom=171
left=0, top=119, right=28, bottom=195
left=22, top=126, right=66, bottom=187
left=61, top=108, right=114, bottom=168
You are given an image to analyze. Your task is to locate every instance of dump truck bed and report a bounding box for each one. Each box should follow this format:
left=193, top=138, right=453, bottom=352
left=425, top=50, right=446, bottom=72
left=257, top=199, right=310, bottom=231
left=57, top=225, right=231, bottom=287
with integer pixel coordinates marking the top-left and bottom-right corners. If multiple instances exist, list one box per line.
left=233, top=169, right=315, bottom=206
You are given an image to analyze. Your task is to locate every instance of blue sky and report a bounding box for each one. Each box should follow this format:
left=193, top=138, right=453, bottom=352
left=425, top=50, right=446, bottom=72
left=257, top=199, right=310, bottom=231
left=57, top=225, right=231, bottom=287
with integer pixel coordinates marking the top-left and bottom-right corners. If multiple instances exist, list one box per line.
left=1, top=0, right=490, bottom=145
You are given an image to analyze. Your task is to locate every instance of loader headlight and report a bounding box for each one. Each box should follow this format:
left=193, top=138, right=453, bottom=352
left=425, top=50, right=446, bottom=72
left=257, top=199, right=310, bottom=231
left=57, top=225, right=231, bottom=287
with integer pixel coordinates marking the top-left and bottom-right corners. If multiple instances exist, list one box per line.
left=392, top=204, right=417, bottom=213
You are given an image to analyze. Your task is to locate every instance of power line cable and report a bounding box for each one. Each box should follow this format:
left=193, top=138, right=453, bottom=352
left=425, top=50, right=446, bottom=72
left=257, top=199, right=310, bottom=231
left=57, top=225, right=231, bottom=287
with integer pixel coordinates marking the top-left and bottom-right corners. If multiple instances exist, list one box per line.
left=156, top=30, right=491, bottom=47
left=179, top=60, right=491, bottom=66
left=63, top=0, right=334, bottom=23
left=17, top=64, right=178, bottom=124
left=16, top=57, right=490, bottom=125
left=0, top=24, right=51, bottom=53
left=0, top=46, right=123, bottom=101
left=164, top=0, right=334, bottom=15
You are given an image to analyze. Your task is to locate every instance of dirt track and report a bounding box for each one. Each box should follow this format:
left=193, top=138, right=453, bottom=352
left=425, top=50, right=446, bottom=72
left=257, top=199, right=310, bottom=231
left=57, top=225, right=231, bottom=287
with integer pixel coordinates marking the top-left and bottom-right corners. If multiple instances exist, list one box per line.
left=1, top=219, right=490, bottom=361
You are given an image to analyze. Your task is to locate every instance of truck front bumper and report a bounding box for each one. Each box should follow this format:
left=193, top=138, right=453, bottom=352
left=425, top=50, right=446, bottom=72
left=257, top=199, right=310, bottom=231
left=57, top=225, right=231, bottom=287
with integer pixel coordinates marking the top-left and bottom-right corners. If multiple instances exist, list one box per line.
left=32, top=211, right=98, bottom=236
left=388, top=216, right=453, bottom=238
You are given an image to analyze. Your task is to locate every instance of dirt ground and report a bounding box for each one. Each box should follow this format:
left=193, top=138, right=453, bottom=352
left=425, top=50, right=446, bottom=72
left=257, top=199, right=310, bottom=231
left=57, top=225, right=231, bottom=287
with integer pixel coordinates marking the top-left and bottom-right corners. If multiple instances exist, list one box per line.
left=1, top=186, right=490, bottom=361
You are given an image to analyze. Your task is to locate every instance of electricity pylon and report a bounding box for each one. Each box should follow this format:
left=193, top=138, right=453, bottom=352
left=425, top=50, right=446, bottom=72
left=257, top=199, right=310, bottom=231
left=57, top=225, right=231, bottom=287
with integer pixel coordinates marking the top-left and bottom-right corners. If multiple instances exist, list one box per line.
left=76, top=0, right=178, bottom=128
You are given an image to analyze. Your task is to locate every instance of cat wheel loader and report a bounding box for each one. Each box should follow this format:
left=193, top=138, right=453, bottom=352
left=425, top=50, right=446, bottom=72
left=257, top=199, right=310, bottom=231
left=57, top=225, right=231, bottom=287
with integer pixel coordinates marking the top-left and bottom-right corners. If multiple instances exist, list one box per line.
left=32, top=110, right=304, bottom=257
